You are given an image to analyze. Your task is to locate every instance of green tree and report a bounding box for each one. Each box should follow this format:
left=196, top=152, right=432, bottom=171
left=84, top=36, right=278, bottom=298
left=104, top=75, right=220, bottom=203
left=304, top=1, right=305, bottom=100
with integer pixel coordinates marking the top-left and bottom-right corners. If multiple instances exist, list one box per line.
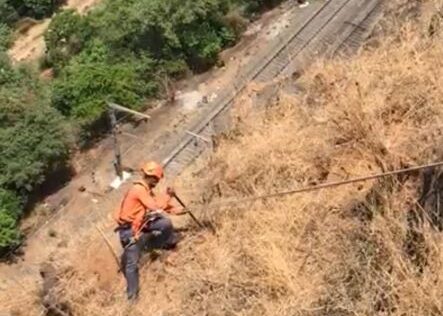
left=2, top=0, right=65, bottom=21
left=44, top=0, right=286, bottom=143
left=0, top=51, right=19, bottom=84
left=0, top=23, right=12, bottom=50
left=0, top=51, right=69, bottom=257
left=45, top=9, right=92, bottom=71
left=0, top=53, right=70, bottom=194
left=89, top=0, right=234, bottom=71
left=15, top=0, right=64, bottom=19
left=51, top=45, right=157, bottom=133
left=0, top=0, right=18, bottom=25
left=0, top=189, right=21, bottom=220
left=0, top=211, right=21, bottom=254
left=0, top=189, right=22, bottom=255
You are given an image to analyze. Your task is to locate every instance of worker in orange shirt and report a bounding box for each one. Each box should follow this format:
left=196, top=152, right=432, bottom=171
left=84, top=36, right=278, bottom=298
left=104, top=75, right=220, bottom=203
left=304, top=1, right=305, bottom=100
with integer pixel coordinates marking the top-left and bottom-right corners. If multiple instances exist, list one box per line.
left=114, top=161, right=182, bottom=301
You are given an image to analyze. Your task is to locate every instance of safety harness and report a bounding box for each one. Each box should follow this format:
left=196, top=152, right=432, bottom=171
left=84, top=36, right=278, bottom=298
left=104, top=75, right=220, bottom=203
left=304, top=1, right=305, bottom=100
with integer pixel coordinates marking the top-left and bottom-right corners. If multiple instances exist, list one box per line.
left=115, top=181, right=161, bottom=235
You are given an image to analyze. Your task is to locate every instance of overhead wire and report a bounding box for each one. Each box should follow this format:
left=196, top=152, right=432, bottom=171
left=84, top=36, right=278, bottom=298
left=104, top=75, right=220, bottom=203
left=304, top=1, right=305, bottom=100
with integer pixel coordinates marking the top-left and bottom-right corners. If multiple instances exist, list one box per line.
left=202, top=161, right=443, bottom=209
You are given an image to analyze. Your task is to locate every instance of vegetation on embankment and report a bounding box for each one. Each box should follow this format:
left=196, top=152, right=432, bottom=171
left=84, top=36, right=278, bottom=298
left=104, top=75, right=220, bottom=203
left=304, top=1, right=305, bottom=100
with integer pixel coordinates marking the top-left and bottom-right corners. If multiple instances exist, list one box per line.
left=34, top=1, right=443, bottom=315
left=0, top=52, right=69, bottom=255
left=0, top=0, right=285, bottom=255
left=45, top=0, right=285, bottom=133
left=1, top=0, right=64, bottom=47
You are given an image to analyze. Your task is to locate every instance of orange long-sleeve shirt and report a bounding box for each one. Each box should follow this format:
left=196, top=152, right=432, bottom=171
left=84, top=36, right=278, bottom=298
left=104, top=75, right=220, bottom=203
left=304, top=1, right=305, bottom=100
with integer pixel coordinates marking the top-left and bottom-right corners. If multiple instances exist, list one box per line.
left=114, top=180, right=178, bottom=237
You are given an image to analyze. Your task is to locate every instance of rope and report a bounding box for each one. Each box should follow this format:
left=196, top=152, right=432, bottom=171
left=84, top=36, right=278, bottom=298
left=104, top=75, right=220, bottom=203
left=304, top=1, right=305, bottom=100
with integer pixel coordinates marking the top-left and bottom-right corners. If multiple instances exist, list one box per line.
left=205, top=161, right=443, bottom=208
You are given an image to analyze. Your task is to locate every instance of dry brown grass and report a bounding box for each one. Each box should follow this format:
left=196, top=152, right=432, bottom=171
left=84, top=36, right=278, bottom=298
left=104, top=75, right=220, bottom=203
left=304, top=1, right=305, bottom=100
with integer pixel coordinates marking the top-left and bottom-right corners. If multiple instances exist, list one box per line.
left=14, top=1, right=443, bottom=315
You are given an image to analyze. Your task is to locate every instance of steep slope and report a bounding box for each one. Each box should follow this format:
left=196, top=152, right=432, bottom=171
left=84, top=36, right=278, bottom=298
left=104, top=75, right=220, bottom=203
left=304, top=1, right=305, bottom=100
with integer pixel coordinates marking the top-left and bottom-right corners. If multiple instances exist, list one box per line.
left=5, top=0, right=443, bottom=315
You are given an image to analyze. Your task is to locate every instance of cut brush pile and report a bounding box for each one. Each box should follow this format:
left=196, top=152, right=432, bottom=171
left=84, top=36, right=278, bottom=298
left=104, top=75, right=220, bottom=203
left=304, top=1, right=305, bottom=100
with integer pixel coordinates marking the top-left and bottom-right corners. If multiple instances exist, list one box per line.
left=34, top=1, right=443, bottom=315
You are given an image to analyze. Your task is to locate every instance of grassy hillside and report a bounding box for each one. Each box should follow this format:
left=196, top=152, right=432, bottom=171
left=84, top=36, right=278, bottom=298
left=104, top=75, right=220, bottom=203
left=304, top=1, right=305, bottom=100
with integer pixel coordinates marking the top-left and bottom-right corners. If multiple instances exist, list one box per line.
left=18, top=0, right=443, bottom=315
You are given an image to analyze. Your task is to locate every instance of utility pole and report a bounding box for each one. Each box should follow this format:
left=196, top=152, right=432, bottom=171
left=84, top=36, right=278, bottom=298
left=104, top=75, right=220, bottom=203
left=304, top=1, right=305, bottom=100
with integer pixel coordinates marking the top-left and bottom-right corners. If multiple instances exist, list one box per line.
left=109, top=107, right=123, bottom=179
left=107, top=101, right=151, bottom=179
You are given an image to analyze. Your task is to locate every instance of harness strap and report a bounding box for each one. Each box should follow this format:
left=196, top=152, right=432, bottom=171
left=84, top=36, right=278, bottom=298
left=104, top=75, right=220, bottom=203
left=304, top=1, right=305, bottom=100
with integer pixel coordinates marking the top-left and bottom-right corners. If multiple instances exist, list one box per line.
left=116, top=182, right=158, bottom=232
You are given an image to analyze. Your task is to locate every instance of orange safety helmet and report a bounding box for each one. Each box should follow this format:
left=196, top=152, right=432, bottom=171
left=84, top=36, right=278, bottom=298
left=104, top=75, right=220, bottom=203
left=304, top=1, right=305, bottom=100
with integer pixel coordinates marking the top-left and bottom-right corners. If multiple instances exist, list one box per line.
left=141, top=161, right=164, bottom=179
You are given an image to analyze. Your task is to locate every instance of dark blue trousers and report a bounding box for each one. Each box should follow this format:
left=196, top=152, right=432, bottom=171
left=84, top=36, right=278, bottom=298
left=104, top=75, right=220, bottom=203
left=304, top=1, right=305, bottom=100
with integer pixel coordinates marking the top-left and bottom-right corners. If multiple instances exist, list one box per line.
left=118, top=215, right=177, bottom=300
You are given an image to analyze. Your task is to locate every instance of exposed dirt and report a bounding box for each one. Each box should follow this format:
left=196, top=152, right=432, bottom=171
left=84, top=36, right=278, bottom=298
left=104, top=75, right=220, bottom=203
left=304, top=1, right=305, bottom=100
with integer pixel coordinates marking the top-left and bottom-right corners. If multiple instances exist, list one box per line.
left=8, top=0, right=100, bottom=63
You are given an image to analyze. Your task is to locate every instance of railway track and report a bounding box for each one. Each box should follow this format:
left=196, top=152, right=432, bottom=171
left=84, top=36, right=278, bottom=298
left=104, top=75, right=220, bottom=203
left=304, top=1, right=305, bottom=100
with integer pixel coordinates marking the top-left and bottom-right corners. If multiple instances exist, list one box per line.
left=163, top=0, right=383, bottom=178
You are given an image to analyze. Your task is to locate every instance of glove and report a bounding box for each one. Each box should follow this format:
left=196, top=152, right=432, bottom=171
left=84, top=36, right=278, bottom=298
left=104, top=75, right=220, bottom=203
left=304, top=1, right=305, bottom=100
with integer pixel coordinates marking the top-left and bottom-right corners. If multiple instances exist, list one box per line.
left=166, top=187, right=176, bottom=197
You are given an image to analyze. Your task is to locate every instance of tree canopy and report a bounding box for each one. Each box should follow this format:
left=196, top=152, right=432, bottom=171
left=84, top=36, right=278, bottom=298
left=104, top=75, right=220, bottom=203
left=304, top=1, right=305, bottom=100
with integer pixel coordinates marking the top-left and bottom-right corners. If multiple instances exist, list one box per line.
left=0, top=50, right=69, bottom=253
left=1, top=0, right=64, bottom=22
left=0, top=189, right=21, bottom=255
left=45, top=0, right=285, bottom=138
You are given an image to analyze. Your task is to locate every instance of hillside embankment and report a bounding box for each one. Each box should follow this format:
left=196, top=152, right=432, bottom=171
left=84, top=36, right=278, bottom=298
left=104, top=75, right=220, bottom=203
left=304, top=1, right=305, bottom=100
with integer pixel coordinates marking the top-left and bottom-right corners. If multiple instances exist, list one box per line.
left=4, top=0, right=443, bottom=315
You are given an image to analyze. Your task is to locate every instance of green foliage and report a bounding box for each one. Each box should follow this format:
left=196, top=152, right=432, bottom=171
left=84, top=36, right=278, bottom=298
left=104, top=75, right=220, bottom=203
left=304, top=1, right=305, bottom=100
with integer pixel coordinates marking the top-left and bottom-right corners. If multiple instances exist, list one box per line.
left=52, top=61, right=141, bottom=123
left=0, top=103, right=69, bottom=193
left=0, top=210, right=21, bottom=254
left=0, top=54, right=70, bottom=194
left=45, top=9, right=92, bottom=71
left=1, top=0, right=63, bottom=22
left=23, top=0, right=59, bottom=18
left=42, top=0, right=286, bottom=143
left=0, top=53, right=68, bottom=254
left=241, top=0, right=284, bottom=14
left=0, top=189, right=21, bottom=255
left=52, top=44, right=157, bottom=129
left=0, top=51, right=19, bottom=84
left=0, top=23, right=12, bottom=50
left=14, top=0, right=64, bottom=19
left=44, top=0, right=247, bottom=140
left=0, top=0, right=18, bottom=25
left=89, top=0, right=234, bottom=71
left=0, top=189, right=21, bottom=219
left=0, top=52, right=70, bottom=255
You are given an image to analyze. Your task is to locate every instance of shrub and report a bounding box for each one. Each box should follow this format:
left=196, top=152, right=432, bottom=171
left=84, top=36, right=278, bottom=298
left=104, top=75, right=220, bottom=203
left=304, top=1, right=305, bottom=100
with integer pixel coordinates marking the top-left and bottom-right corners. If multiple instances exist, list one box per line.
left=0, top=211, right=21, bottom=255
left=0, top=55, right=70, bottom=195
left=45, top=9, right=92, bottom=71
left=51, top=47, right=156, bottom=128
left=0, top=24, right=12, bottom=51
left=89, top=0, right=233, bottom=71
left=44, top=0, right=287, bottom=143
left=21, top=0, right=64, bottom=19
left=0, top=53, right=68, bottom=255
left=0, top=189, right=21, bottom=219
left=0, top=0, right=18, bottom=25
left=0, top=50, right=19, bottom=84
left=0, top=189, right=22, bottom=255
